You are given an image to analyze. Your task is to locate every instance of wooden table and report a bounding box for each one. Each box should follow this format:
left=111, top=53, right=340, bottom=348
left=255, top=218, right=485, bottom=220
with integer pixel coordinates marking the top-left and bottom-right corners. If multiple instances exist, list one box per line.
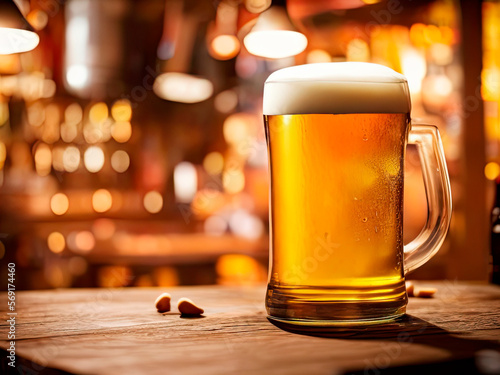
left=1, top=282, right=500, bottom=374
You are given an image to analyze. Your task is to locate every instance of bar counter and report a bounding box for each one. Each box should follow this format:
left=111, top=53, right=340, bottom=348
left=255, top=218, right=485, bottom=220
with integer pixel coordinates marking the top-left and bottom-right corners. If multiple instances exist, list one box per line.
left=1, top=281, right=500, bottom=374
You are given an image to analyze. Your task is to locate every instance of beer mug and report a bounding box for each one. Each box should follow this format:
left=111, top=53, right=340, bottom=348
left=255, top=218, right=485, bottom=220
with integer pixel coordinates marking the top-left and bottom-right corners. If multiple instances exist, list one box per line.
left=263, top=62, right=452, bottom=326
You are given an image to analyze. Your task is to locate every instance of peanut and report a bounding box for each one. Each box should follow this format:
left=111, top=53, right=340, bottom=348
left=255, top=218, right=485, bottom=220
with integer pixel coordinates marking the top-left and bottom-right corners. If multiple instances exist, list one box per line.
left=155, top=293, right=172, bottom=313
left=405, top=281, right=414, bottom=297
left=414, top=288, right=437, bottom=298
left=178, top=297, right=204, bottom=316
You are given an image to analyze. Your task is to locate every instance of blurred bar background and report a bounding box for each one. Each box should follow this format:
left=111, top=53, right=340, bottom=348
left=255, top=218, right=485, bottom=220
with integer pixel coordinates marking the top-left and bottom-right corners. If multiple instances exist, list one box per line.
left=0, top=0, right=496, bottom=289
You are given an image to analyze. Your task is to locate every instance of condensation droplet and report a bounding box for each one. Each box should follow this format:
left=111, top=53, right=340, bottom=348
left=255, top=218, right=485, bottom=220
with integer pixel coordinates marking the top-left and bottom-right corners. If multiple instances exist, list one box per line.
left=375, top=226, right=378, bottom=233
left=362, top=134, right=368, bottom=141
left=362, top=217, right=368, bottom=223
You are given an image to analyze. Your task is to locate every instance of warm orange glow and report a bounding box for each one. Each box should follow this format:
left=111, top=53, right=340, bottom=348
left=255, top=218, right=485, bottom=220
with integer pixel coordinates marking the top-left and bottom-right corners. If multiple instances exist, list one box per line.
left=111, top=99, right=132, bottom=122
left=98, top=266, right=131, bottom=287
left=144, top=191, right=163, bottom=214
left=92, top=189, right=113, bottom=213
left=216, top=254, right=264, bottom=285
left=65, top=103, right=83, bottom=125
left=306, top=49, right=331, bottom=64
left=50, top=193, right=69, bottom=215
left=47, top=232, right=65, bottom=253
left=89, top=102, right=108, bottom=124
left=346, top=39, right=370, bottom=62
left=154, top=267, right=179, bottom=286
left=74, top=231, right=95, bottom=252
left=92, top=218, right=116, bottom=240
left=0, top=102, right=8, bottom=127
left=0, top=141, right=6, bottom=169
left=42, top=104, right=60, bottom=144
left=52, top=146, right=65, bottom=172
left=223, top=113, right=253, bottom=145
left=203, top=152, right=224, bottom=175
left=223, top=169, right=245, bottom=194
left=27, top=10, right=49, bottom=30
left=110, top=150, right=130, bottom=173
left=423, top=24, right=441, bottom=45
left=27, top=102, right=44, bottom=127
left=410, top=23, right=427, bottom=47
left=34, top=143, right=52, bottom=176
left=245, top=0, right=271, bottom=13
left=111, top=121, right=132, bottom=143
left=61, top=122, right=78, bottom=143
left=211, top=35, right=240, bottom=60
left=485, top=162, right=500, bottom=180
left=0, top=241, right=5, bottom=260
left=439, top=26, right=454, bottom=45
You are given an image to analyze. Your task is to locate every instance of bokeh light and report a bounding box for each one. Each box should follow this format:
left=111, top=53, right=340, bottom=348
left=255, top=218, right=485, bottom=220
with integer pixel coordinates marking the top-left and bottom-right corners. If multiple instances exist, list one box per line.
left=34, top=143, right=52, bottom=176
left=216, top=254, right=264, bottom=285
left=92, top=189, right=113, bottom=213
left=211, top=35, right=240, bottom=60
left=229, top=210, right=264, bottom=240
left=485, top=162, right=500, bottom=181
left=153, top=73, right=214, bottom=104
left=89, top=102, right=108, bottom=124
left=111, top=99, right=132, bottom=122
left=214, top=89, right=238, bottom=113
left=47, top=232, right=66, bottom=253
left=50, top=193, right=69, bottom=215
left=111, top=121, right=132, bottom=143
left=245, top=0, right=271, bottom=13
left=203, top=152, right=224, bottom=175
left=52, top=146, right=65, bottom=172
left=110, top=150, right=130, bottom=173
left=223, top=169, right=245, bottom=194
left=84, top=146, right=105, bottom=173
left=63, top=146, right=80, bottom=172
left=306, top=49, right=332, bottom=64
left=0, top=141, right=6, bottom=169
left=223, top=113, right=252, bottom=145
left=143, top=191, right=163, bottom=214
left=92, top=218, right=116, bottom=240
left=244, top=30, right=308, bottom=59
left=65, top=103, right=83, bottom=125
left=74, top=231, right=95, bottom=253
left=174, top=162, right=198, bottom=203
left=204, top=215, right=228, bottom=236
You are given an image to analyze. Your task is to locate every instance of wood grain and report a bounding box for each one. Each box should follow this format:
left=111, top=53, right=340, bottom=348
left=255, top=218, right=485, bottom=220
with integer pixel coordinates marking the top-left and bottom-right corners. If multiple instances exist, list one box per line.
left=1, top=282, right=500, bottom=375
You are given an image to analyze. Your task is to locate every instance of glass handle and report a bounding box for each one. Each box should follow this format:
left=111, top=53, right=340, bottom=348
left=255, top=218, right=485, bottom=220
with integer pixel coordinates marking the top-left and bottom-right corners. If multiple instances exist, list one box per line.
left=404, top=124, right=452, bottom=274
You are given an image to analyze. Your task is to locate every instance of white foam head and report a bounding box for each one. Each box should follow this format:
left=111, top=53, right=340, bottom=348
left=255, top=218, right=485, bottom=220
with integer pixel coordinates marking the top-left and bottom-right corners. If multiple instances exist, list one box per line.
left=263, top=62, right=411, bottom=115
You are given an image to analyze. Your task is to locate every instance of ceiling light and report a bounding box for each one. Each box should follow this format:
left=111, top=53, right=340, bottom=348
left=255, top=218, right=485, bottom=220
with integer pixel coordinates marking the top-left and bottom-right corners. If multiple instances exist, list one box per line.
left=0, top=0, right=39, bottom=55
left=243, top=6, right=307, bottom=59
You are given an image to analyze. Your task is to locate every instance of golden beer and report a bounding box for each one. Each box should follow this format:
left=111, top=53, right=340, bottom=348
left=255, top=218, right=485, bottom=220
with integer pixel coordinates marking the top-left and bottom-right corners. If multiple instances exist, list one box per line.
left=265, top=113, right=409, bottom=323
left=264, top=63, right=451, bottom=325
